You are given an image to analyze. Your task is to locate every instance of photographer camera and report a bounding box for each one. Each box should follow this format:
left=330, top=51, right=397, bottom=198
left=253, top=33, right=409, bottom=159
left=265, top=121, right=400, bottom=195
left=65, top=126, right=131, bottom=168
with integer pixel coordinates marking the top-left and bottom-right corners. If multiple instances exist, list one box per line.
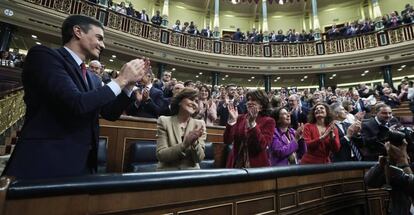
left=364, top=138, right=414, bottom=215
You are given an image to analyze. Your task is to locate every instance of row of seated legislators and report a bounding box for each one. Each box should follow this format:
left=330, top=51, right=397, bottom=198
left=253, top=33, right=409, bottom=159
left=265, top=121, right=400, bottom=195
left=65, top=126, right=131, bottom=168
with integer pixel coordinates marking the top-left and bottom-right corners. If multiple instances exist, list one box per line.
left=89, top=0, right=414, bottom=43
left=84, top=60, right=414, bottom=169
left=0, top=50, right=25, bottom=68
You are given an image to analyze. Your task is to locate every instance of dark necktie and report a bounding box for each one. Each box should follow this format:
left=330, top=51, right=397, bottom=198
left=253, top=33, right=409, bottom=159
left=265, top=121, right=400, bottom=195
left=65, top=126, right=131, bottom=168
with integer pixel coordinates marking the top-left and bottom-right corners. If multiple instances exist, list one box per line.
left=342, top=122, right=362, bottom=161
left=80, top=63, right=87, bottom=82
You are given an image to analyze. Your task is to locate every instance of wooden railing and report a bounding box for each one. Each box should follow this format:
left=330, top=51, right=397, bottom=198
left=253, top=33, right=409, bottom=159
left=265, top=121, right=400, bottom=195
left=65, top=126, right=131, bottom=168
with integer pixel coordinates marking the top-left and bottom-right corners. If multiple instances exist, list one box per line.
left=23, top=0, right=414, bottom=58
left=0, top=162, right=387, bottom=215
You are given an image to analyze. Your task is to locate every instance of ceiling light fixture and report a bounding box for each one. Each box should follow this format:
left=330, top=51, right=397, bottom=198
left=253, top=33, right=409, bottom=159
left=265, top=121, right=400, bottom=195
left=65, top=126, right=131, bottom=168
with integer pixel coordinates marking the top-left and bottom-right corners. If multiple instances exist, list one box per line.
left=401, top=65, right=406, bottom=68
left=364, top=70, right=369, bottom=73
left=398, top=68, right=402, bottom=71
left=329, top=77, right=333, bottom=79
left=31, top=35, right=38, bottom=39
left=251, top=76, right=255, bottom=79
left=112, top=55, right=116, bottom=58
left=225, top=74, right=229, bottom=77
left=304, top=75, right=308, bottom=78
left=35, top=42, right=41, bottom=45
left=172, top=68, right=176, bottom=71
left=279, top=0, right=284, bottom=5
left=277, top=76, right=281, bottom=80
left=109, top=59, right=113, bottom=62
left=332, top=74, right=336, bottom=77
left=361, top=73, right=365, bottom=76
left=195, top=75, right=199, bottom=78
left=199, top=72, right=203, bottom=75
left=248, top=79, right=251, bottom=82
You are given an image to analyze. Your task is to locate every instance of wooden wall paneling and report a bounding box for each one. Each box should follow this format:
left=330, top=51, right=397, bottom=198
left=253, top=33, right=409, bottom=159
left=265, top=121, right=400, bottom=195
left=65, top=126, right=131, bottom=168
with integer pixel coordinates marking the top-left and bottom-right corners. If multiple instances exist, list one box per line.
left=87, top=179, right=276, bottom=214
left=235, top=195, right=276, bottom=215
left=177, top=203, right=233, bottom=215
left=5, top=195, right=89, bottom=215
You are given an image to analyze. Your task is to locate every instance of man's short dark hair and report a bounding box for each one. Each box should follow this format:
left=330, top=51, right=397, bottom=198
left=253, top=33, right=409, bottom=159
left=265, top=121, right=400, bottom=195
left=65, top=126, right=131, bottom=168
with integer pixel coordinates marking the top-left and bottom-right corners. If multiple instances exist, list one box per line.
left=61, top=15, right=104, bottom=45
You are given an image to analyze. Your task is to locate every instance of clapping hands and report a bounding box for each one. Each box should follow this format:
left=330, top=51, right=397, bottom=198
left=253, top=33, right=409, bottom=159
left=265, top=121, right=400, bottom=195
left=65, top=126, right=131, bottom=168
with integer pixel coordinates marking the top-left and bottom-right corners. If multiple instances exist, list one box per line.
left=183, top=125, right=204, bottom=148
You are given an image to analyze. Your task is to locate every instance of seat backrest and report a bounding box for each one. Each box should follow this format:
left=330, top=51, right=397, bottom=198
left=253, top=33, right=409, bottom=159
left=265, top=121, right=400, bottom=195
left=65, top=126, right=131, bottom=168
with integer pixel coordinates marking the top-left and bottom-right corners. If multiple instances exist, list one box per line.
left=129, top=140, right=158, bottom=172
left=200, top=142, right=215, bottom=169
left=97, top=138, right=108, bottom=173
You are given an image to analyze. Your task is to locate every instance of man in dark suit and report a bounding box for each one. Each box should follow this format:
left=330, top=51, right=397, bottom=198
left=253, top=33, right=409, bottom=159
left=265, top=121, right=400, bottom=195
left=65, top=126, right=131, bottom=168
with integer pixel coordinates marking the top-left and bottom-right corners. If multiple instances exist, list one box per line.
left=232, top=28, right=243, bottom=41
left=287, top=94, right=308, bottom=130
left=361, top=103, right=400, bottom=161
left=3, top=15, right=145, bottom=180
left=217, top=84, right=247, bottom=126
left=139, top=9, right=149, bottom=22
left=201, top=26, right=212, bottom=38
left=126, top=72, right=165, bottom=118
left=331, top=103, right=363, bottom=162
left=350, top=90, right=370, bottom=114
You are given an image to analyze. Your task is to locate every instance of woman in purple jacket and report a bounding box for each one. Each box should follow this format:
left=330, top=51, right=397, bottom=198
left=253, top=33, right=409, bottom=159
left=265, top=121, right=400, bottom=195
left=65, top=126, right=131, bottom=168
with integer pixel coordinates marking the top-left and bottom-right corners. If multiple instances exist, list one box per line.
left=269, top=107, right=306, bottom=166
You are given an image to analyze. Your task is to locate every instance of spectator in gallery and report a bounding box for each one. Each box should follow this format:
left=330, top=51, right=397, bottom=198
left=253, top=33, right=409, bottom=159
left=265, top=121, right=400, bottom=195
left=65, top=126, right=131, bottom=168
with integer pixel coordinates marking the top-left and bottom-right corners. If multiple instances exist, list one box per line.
left=151, top=10, right=163, bottom=26
left=156, top=88, right=206, bottom=171
left=139, top=9, right=149, bottom=22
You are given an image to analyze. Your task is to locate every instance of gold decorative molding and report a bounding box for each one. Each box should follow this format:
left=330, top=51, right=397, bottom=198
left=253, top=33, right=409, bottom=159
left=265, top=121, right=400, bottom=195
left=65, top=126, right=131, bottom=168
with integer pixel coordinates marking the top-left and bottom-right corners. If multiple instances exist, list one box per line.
left=0, top=90, right=25, bottom=135
left=2, top=0, right=414, bottom=75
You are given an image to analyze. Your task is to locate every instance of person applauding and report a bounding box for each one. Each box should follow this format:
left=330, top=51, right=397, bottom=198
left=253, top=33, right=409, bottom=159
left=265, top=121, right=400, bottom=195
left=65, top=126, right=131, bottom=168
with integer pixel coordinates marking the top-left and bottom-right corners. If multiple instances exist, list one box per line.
left=224, top=90, right=275, bottom=168
left=301, top=103, right=340, bottom=164
left=156, top=88, right=206, bottom=171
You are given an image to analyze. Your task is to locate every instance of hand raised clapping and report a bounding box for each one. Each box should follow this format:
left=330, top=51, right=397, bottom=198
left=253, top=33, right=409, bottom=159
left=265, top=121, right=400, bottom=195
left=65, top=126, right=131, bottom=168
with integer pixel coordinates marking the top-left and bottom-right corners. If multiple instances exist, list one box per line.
left=183, top=125, right=204, bottom=148
left=227, top=103, right=238, bottom=124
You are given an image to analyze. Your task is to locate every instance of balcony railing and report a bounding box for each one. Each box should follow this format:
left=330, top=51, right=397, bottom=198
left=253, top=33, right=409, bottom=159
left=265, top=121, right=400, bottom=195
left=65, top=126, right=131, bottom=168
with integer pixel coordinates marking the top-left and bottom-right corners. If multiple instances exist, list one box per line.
left=24, top=0, right=414, bottom=58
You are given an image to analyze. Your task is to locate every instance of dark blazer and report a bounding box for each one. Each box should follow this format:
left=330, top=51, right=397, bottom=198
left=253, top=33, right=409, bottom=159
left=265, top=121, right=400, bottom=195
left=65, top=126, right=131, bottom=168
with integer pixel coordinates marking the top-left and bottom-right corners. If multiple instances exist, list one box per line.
left=360, top=117, right=399, bottom=161
left=217, top=99, right=247, bottom=126
left=290, top=106, right=308, bottom=129
left=3, top=46, right=133, bottom=180
left=332, top=122, right=361, bottom=162
left=350, top=99, right=370, bottom=114
left=126, top=86, right=165, bottom=118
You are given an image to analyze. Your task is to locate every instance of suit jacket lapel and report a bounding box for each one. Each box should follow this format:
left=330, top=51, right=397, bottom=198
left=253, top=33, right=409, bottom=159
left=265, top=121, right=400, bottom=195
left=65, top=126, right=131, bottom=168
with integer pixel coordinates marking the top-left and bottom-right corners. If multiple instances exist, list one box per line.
left=171, top=116, right=182, bottom=144
left=57, top=48, right=89, bottom=91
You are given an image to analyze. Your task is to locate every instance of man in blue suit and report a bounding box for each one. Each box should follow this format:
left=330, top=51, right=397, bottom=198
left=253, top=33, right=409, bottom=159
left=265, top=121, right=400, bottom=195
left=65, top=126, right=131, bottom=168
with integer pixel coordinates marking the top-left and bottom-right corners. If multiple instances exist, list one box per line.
left=126, top=72, right=166, bottom=118
left=3, top=15, right=146, bottom=179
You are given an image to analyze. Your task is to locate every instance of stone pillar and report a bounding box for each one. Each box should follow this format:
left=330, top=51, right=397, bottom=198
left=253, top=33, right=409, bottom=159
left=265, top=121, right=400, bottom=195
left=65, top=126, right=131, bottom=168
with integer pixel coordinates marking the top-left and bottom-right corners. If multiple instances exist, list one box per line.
left=0, top=23, right=13, bottom=51
left=382, top=65, right=393, bottom=87
left=161, top=0, right=169, bottom=27
left=212, top=72, right=219, bottom=88
left=318, top=73, right=326, bottom=90
left=262, top=0, right=269, bottom=42
left=157, top=63, right=165, bottom=80
left=371, top=0, right=382, bottom=18
left=264, top=75, right=271, bottom=93
left=311, top=0, right=321, bottom=40
left=213, top=0, right=220, bottom=38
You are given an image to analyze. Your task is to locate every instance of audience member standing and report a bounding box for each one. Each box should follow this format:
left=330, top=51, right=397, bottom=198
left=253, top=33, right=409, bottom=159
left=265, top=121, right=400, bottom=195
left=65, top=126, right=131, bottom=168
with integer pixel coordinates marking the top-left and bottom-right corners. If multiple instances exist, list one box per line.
left=269, top=107, right=306, bottom=166
left=3, top=15, right=145, bottom=180
left=301, top=103, right=340, bottom=164
left=224, top=90, right=275, bottom=168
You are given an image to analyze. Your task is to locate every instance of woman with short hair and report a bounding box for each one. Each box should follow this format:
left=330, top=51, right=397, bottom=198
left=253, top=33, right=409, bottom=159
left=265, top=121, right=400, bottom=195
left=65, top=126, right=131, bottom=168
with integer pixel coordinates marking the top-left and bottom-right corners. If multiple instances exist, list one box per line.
left=224, top=90, right=275, bottom=168
left=156, top=88, right=206, bottom=170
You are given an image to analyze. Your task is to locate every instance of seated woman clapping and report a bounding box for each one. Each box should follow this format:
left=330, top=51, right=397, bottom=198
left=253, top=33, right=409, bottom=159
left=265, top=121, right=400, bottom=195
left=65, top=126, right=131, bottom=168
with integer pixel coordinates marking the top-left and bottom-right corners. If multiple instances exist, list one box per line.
left=156, top=88, right=206, bottom=170
left=300, top=102, right=340, bottom=164
left=224, top=90, right=275, bottom=168
left=269, top=107, right=306, bottom=166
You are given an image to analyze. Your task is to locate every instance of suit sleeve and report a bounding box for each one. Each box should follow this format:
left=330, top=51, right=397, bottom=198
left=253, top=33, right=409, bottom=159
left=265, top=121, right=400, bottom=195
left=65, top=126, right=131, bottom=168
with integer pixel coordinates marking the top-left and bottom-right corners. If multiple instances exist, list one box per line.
left=186, top=120, right=206, bottom=163
left=156, top=117, right=186, bottom=163
left=26, top=46, right=118, bottom=116
left=246, top=117, right=275, bottom=154
left=330, top=127, right=341, bottom=152
left=270, top=134, right=299, bottom=159
left=142, top=89, right=165, bottom=116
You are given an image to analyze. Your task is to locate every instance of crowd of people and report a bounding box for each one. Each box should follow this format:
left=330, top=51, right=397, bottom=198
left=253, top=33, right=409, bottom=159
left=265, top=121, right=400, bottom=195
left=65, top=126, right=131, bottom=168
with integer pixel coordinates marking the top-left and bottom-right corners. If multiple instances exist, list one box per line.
left=0, top=50, right=25, bottom=68
left=82, top=58, right=414, bottom=169
left=87, top=1, right=414, bottom=43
